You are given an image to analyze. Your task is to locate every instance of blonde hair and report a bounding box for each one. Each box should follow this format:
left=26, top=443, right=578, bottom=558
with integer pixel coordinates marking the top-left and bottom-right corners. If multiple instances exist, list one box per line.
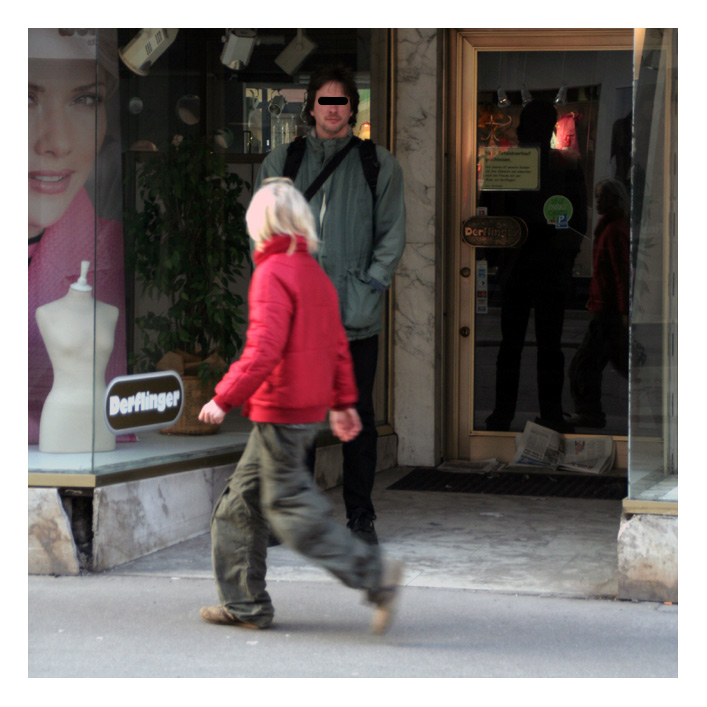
left=246, top=178, right=319, bottom=254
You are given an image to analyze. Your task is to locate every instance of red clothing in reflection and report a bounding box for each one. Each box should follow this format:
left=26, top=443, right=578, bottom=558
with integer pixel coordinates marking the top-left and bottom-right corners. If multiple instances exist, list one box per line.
left=587, top=208, right=630, bottom=314
left=555, top=113, right=580, bottom=155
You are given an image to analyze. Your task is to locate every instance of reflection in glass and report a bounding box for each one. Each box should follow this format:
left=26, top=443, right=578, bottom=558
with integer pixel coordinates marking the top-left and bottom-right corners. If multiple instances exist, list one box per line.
left=628, top=29, right=678, bottom=502
left=176, top=94, right=201, bottom=125
left=128, top=96, right=143, bottom=114
left=480, top=99, right=587, bottom=434
left=568, top=179, right=630, bottom=430
left=473, top=50, right=633, bottom=436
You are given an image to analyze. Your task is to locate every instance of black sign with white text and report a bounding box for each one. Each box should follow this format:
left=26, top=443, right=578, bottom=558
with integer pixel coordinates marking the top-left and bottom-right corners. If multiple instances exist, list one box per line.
left=104, top=371, right=184, bottom=434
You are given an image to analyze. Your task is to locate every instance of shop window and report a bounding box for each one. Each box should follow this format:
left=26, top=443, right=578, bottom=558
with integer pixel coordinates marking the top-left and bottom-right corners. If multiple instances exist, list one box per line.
left=28, top=28, right=387, bottom=478
left=29, top=29, right=126, bottom=463
left=628, top=29, right=678, bottom=503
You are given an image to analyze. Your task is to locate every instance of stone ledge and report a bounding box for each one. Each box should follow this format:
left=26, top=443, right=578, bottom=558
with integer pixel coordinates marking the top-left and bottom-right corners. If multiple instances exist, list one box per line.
left=29, top=488, right=80, bottom=576
left=617, top=512, right=678, bottom=603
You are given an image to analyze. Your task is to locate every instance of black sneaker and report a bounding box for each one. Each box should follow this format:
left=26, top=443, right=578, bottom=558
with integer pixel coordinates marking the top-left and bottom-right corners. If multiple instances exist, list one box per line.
left=569, top=413, right=606, bottom=429
left=534, top=416, right=575, bottom=434
left=485, top=411, right=512, bottom=431
left=347, top=512, right=378, bottom=545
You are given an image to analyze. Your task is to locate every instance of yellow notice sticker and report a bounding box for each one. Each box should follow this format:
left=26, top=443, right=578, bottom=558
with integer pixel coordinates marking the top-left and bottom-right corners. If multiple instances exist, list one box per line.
left=478, top=147, right=540, bottom=191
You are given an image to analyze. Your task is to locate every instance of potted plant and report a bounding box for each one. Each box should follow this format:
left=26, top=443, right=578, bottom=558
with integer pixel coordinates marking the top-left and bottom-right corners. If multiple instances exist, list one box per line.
left=125, top=134, right=251, bottom=433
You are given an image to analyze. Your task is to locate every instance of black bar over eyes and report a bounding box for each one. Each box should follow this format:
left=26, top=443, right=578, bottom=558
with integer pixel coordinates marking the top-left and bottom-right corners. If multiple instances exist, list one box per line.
left=318, top=97, right=349, bottom=105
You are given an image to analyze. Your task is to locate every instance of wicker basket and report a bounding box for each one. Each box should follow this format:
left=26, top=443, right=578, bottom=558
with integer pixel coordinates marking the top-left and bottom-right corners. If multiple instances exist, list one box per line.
left=160, top=375, right=220, bottom=435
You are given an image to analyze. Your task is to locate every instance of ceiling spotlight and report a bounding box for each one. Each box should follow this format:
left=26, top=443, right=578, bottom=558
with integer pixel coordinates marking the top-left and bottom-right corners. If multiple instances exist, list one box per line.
left=496, top=86, right=511, bottom=108
left=554, top=83, right=568, bottom=106
left=221, top=29, right=257, bottom=70
left=275, top=29, right=317, bottom=76
left=268, top=92, right=287, bottom=117
left=521, top=84, right=534, bottom=106
left=555, top=53, right=568, bottom=106
left=119, top=29, right=178, bottom=76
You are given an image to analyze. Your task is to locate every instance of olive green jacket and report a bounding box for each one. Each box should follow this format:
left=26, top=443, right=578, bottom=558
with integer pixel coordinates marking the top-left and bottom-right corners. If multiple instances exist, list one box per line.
left=255, top=131, right=406, bottom=340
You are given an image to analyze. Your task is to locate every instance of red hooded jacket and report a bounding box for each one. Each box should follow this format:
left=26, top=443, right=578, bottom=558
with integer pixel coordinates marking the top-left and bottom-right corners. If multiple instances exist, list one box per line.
left=213, top=234, right=358, bottom=423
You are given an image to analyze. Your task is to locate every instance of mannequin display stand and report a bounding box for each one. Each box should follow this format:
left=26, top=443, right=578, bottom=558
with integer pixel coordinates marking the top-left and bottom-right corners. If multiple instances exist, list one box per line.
left=36, top=260, right=118, bottom=453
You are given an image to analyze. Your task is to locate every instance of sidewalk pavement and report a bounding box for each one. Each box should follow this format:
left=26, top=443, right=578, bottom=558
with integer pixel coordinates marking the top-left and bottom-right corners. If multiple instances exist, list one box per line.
left=28, top=467, right=679, bottom=680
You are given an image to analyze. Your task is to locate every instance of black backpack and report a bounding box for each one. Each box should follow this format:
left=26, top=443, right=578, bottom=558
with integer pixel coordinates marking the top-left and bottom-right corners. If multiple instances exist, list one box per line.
left=282, top=135, right=380, bottom=203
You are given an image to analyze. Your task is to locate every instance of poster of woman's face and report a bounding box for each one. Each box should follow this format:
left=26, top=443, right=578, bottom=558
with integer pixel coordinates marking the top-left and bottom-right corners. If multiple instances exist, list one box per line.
left=29, top=57, right=108, bottom=236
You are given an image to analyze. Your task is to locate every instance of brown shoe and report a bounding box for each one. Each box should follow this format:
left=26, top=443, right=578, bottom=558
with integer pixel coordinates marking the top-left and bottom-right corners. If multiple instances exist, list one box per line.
left=370, top=559, right=405, bottom=635
left=199, top=606, right=261, bottom=629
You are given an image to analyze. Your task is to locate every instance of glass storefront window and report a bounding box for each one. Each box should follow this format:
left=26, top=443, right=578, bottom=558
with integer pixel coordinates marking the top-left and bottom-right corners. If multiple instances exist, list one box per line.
left=28, top=29, right=126, bottom=465
left=627, top=29, right=678, bottom=503
left=28, top=28, right=386, bottom=480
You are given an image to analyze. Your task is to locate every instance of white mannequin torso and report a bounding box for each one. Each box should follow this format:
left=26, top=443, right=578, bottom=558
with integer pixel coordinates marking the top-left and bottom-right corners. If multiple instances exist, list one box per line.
left=36, top=262, right=118, bottom=452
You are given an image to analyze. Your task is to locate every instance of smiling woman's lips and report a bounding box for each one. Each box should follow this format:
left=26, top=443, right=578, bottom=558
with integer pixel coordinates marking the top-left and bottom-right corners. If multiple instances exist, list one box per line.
left=29, top=170, right=72, bottom=195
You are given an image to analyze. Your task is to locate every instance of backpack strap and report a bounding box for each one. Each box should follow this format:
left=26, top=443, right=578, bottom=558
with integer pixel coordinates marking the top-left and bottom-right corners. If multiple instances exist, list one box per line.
left=281, top=134, right=380, bottom=203
left=358, top=139, right=379, bottom=201
left=283, top=135, right=307, bottom=181
left=302, top=137, right=360, bottom=201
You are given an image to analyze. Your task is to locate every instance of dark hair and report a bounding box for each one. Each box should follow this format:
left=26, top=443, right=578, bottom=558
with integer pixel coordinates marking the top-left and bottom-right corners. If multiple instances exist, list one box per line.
left=304, top=65, right=359, bottom=127
left=516, top=99, right=558, bottom=147
left=597, top=178, right=630, bottom=218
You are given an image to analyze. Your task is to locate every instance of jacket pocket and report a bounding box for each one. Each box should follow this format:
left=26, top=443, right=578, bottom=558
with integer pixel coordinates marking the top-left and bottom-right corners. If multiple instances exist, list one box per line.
left=342, top=271, right=383, bottom=331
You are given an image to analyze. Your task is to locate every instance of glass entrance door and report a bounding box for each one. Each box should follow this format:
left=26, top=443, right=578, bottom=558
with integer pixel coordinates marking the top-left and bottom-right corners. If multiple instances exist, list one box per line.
left=449, top=30, right=634, bottom=462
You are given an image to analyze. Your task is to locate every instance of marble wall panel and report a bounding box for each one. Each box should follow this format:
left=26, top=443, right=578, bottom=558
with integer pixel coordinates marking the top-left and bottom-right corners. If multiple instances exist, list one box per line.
left=29, top=488, right=80, bottom=575
left=393, top=29, right=440, bottom=466
left=92, top=469, right=213, bottom=571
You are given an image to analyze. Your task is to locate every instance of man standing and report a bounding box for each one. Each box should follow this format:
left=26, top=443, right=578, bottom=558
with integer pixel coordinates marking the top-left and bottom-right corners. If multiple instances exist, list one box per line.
left=255, top=65, right=406, bottom=544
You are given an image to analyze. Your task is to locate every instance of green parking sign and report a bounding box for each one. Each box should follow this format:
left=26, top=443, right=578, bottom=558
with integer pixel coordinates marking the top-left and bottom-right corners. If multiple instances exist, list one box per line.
left=543, top=195, right=573, bottom=228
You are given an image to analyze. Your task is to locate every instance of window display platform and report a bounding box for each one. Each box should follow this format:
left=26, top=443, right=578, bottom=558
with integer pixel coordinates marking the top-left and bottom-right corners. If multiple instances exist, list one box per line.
left=28, top=423, right=251, bottom=487
left=28, top=416, right=359, bottom=487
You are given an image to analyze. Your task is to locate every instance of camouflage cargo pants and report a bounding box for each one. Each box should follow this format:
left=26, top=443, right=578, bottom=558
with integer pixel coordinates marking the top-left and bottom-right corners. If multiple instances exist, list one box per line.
left=210, top=422, right=383, bottom=627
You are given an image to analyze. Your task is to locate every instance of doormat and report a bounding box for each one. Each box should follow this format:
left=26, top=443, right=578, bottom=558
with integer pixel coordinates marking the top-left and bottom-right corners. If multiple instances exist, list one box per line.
left=387, top=468, right=627, bottom=500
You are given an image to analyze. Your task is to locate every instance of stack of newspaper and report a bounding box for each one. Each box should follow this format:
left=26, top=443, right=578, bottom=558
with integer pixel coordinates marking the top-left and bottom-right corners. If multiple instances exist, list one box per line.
left=510, top=421, right=616, bottom=474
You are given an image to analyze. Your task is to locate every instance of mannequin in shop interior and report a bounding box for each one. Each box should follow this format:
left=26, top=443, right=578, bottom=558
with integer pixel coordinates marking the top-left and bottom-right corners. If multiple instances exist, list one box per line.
left=36, top=261, right=118, bottom=453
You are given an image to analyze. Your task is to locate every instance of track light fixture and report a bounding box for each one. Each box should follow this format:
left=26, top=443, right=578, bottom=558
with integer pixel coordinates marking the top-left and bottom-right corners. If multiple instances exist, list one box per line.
left=268, top=91, right=287, bottom=117
left=497, top=85, right=511, bottom=108
left=554, top=83, right=568, bottom=106
left=275, top=29, right=317, bottom=76
left=119, top=29, right=178, bottom=76
left=554, top=53, right=568, bottom=106
left=220, top=29, right=257, bottom=70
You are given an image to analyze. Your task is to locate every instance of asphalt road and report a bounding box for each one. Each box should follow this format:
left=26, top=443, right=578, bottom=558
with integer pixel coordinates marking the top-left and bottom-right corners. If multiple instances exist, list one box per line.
left=28, top=572, right=677, bottom=680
